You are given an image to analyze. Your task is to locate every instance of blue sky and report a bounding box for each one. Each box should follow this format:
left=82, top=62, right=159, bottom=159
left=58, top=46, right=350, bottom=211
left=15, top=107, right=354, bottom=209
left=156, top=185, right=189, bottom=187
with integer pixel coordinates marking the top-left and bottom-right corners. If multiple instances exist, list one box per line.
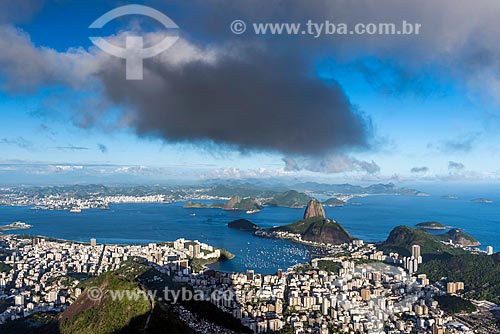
left=0, top=0, right=499, bottom=184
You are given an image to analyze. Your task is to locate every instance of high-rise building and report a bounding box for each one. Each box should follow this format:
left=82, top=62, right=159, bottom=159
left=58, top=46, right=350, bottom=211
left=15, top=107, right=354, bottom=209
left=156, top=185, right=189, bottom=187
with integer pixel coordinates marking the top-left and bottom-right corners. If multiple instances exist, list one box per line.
left=417, top=274, right=429, bottom=286
left=90, top=238, right=97, bottom=247
left=361, top=288, right=371, bottom=301
left=321, top=298, right=330, bottom=315
left=432, top=323, right=444, bottom=334
left=412, top=244, right=421, bottom=259
left=447, top=282, right=457, bottom=294
left=193, top=244, right=201, bottom=258
left=14, top=295, right=24, bottom=306
left=277, top=269, right=283, bottom=279
left=47, top=291, right=58, bottom=303
left=275, top=299, right=283, bottom=315
left=487, top=246, right=494, bottom=255
left=404, top=257, right=419, bottom=274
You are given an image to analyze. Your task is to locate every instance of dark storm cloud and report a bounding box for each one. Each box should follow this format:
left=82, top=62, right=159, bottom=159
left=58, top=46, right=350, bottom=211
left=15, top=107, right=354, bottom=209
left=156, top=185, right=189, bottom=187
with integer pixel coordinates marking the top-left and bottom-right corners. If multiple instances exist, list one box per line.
left=158, top=0, right=500, bottom=99
left=410, top=166, right=429, bottom=173
left=91, top=0, right=500, bottom=155
left=1, top=0, right=500, bottom=162
left=98, top=46, right=371, bottom=156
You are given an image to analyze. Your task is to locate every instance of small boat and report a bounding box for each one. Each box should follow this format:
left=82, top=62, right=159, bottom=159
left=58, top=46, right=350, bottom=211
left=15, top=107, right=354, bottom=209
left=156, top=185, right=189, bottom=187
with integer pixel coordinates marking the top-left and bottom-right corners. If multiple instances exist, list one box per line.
left=70, top=208, right=82, bottom=213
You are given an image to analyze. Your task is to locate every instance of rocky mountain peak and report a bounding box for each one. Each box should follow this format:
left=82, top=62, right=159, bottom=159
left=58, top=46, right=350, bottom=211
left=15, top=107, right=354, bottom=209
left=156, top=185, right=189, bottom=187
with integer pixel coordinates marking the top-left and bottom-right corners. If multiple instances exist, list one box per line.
left=303, top=198, right=326, bottom=219
left=224, top=195, right=242, bottom=209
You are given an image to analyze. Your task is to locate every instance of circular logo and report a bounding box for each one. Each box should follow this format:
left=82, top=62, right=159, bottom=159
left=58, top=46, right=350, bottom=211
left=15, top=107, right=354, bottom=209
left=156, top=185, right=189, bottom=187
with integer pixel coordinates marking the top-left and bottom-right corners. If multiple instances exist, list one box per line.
left=87, top=287, right=104, bottom=301
left=89, top=5, right=180, bottom=80
left=230, top=20, right=247, bottom=34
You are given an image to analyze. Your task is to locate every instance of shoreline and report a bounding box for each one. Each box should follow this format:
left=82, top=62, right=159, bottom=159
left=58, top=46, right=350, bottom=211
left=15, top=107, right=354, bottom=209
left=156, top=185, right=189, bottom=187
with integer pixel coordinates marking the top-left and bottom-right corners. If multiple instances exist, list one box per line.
left=2, top=232, right=235, bottom=268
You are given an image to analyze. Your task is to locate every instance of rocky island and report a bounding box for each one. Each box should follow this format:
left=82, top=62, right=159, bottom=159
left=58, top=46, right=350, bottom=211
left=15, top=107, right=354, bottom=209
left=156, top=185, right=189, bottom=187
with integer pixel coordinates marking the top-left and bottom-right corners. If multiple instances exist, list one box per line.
left=183, top=200, right=224, bottom=209
left=322, top=197, right=346, bottom=207
left=472, top=198, right=493, bottom=203
left=0, top=221, right=32, bottom=231
left=416, top=221, right=447, bottom=230
left=441, top=194, right=458, bottom=199
left=223, top=196, right=262, bottom=212
left=264, top=190, right=311, bottom=208
left=227, top=219, right=260, bottom=231
left=183, top=190, right=313, bottom=213
left=183, top=197, right=261, bottom=212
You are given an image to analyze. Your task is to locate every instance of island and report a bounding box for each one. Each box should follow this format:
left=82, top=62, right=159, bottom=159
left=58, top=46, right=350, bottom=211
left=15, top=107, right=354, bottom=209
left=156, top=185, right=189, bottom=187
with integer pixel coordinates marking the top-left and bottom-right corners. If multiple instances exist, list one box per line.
left=0, top=221, right=32, bottom=231
left=416, top=221, right=447, bottom=230
left=223, top=196, right=262, bottom=212
left=472, top=198, right=493, bottom=203
left=441, top=194, right=458, bottom=199
left=183, top=190, right=313, bottom=213
left=183, top=200, right=225, bottom=209
left=264, top=190, right=311, bottom=208
left=227, top=219, right=260, bottom=231
left=322, top=197, right=346, bottom=207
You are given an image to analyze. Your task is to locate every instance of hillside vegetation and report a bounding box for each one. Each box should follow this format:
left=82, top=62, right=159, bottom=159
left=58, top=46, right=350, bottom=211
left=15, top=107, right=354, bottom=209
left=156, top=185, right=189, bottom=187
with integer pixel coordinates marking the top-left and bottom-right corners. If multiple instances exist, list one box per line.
left=60, top=262, right=152, bottom=334
left=436, top=229, right=480, bottom=246
left=419, top=253, right=500, bottom=304
left=273, top=217, right=353, bottom=245
left=381, top=226, right=500, bottom=304
left=265, top=190, right=311, bottom=208
left=322, top=197, right=346, bottom=207
left=380, top=226, right=466, bottom=257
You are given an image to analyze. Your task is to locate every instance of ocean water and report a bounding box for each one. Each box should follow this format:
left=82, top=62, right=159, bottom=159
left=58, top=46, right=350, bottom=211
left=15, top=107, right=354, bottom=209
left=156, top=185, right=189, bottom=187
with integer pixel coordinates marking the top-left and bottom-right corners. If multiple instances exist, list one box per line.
left=0, top=191, right=499, bottom=274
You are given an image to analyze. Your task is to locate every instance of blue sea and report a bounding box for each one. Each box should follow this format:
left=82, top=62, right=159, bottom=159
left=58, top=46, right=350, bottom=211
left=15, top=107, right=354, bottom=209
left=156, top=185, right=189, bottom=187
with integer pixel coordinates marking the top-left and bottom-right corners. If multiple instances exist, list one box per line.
left=1, top=187, right=499, bottom=274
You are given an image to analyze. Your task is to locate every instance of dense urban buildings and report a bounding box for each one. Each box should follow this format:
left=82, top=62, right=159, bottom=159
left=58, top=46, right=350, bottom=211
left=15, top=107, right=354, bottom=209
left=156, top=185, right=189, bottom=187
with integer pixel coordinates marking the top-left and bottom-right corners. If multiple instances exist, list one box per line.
left=1, top=233, right=496, bottom=333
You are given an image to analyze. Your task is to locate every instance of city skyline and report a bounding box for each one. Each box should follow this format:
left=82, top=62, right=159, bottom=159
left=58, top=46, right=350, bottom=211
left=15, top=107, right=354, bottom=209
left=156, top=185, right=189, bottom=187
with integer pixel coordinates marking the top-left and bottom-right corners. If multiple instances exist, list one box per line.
left=1, top=2, right=500, bottom=334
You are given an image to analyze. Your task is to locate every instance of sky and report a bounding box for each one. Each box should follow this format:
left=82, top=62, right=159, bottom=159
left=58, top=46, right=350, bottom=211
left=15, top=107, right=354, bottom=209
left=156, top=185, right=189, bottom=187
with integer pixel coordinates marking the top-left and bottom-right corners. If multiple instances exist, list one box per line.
left=0, top=0, right=500, bottom=185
